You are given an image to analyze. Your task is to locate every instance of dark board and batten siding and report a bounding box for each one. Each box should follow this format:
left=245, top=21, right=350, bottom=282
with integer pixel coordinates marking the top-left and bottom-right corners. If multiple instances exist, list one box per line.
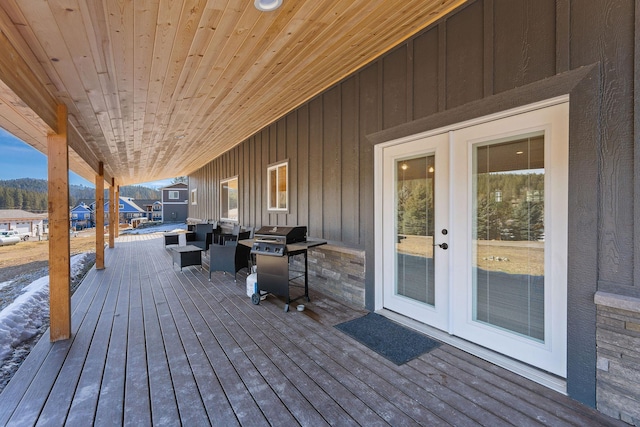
left=189, top=0, right=638, bottom=409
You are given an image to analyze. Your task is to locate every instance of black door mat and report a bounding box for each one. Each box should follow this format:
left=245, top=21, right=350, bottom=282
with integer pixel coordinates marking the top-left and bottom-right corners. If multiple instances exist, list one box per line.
left=335, top=313, right=441, bottom=365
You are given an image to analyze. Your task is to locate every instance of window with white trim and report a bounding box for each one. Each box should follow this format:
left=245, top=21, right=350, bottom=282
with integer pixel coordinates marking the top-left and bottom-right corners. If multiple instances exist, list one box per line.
left=191, top=188, right=197, bottom=205
left=220, top=177, right=238, bottom=221
left=267, top=161, right=288, bottom=211
left=168, top=191, right=179, bottom=200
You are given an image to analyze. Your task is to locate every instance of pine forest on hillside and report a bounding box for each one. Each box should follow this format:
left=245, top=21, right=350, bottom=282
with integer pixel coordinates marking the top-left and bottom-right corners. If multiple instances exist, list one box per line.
left=0, top=178, right=161, bottom=213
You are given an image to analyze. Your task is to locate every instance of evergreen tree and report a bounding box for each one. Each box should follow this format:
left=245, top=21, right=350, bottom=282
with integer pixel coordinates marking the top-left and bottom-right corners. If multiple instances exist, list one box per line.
left=476, top=196, right=501, bottom=240
left=512, top=200, right=544, bottom=241
left=5, top=188, right=15, bottom=208
left=398, top=181, right=433, bottom=236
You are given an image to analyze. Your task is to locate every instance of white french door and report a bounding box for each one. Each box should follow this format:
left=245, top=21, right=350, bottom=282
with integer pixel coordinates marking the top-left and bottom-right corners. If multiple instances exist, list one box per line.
left=376, top=99, right=568, bottom=377
left=381, top=132, right=450, bottom=331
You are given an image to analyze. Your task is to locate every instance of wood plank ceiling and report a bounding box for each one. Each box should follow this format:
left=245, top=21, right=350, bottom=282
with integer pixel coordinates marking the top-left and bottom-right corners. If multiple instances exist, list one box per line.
left=0, top=0, right=466, bottom=186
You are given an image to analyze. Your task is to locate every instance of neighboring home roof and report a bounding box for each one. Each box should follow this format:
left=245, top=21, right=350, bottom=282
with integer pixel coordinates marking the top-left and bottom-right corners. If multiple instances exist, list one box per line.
left=161, top=183, right=188, bottom=190
left=77, top=199, right=96, bottom=208
left=131, top=199, right=161, bottom=209
left=77, top=198, right=160, bottom=212
left=0, top=209, right=47, bottom=220
left=103, top=197, right=146, bottom=213
left=71, top=204, right=92, bottom=213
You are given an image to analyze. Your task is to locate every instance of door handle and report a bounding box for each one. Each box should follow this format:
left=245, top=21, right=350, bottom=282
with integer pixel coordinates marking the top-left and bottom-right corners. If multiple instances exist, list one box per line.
left=433, top=242, right=448, bottom=250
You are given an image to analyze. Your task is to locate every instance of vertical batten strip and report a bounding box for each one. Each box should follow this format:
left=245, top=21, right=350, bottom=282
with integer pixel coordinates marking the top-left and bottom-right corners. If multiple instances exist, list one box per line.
left=48, top=104, right=71, bottom=342
left=109, top=179, right=115, bottom=248
left=635, top=0, right=640, bottom=288
left=96, top=162, right=105, bottom=269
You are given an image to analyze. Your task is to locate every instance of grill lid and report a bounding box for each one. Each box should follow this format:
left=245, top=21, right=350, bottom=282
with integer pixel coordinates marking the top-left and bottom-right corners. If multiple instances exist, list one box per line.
left=254, top=225, right=307, bottom=244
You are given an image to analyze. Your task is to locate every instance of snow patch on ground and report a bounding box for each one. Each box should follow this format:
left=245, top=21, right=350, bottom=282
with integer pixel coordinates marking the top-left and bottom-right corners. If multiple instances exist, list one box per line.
left=0, top=252, right=94, bottom=391
left=121, top=222, right=186, bottom=235
left=0, top=253, right=89, bottom=363
left=0, top=275, right=49, bottom=362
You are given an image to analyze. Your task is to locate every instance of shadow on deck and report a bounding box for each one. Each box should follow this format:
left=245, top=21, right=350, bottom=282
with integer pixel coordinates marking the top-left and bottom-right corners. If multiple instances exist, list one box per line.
left=0, top=233, right=623, bottom=426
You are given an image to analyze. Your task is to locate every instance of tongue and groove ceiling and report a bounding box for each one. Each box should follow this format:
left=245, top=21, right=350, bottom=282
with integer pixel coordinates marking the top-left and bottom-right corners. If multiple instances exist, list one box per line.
left=0, top=0, right=465, bottom=185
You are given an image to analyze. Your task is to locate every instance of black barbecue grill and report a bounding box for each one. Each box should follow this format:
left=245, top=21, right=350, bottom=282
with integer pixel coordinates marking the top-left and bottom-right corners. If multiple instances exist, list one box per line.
left=248, top=225, right=325, bottom=311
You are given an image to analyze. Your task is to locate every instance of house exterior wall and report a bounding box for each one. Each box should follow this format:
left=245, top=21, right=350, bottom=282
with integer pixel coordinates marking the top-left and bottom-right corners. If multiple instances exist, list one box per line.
left=0, top=219, right=43, bottom=236
left=0, top=210, right=46, bottom=236
left=162, top=184, right=189, bottom=223
left=188, top=0, right=639, bottom=416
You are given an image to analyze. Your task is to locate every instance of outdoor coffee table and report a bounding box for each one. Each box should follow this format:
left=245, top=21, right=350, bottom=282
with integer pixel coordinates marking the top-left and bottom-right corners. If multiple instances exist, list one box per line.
left=171, top=245, right=203, bottom=271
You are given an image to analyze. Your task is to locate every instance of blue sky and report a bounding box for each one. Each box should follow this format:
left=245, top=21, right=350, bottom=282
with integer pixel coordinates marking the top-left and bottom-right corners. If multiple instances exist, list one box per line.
left=0, top=128, right=174, bottom=189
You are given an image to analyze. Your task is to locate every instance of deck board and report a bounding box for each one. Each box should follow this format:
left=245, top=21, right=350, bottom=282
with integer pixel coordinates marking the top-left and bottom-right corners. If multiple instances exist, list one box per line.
left=152, top=268, right=212, bottom=425
left=0, top=233, right=625, bottom=426
left=174, top=272, right=296, bottom=426
left=37, top=263, right=113, bottom=425
left=139, top=253, right=181, bottom=425
left=66, top=256, right=127, bottom=425
left=94, top=247, right=130, bottom=426
left=251, top=300, right=428, bottom=425
left=124, top=253, right=152, bottom=426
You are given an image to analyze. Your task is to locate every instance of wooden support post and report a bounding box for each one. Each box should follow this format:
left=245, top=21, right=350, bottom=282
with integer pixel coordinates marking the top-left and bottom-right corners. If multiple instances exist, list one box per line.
left=109, top=178, right=115, bottom=248
left=95, top=162, right=105, bottom=269
left=115, top=185, right=120, bottom=236
left=47, top=104, right=71, bottom=342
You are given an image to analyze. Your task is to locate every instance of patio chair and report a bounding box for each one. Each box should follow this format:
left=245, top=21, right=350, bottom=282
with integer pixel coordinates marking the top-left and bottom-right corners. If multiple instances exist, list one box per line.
left=243, top=226, right=255, bottom=239
left=187, top=223, right=214, bottom=251
left=217, top=223, right=241, bottom=244
left=209, top=231, right=251, bottom=281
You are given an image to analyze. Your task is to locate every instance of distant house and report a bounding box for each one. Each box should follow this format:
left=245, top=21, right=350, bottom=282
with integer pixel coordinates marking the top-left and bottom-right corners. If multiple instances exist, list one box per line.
left=131, top=199, right=163, bottom=222
left=104, top=197, right=146, bottom=225
left=161, top=183, right=188, bottom=223
left=75, top=197, right=162, bottom=226
left=0, top=209, right=46, bottom=238
left=70, top=203, right=92, bottom=230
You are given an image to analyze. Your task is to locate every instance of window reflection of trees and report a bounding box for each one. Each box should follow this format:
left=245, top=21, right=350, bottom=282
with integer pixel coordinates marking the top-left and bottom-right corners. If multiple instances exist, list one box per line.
left=397, top=179, right=433, bottom=237
left=476, top=173, right=544, bottom=242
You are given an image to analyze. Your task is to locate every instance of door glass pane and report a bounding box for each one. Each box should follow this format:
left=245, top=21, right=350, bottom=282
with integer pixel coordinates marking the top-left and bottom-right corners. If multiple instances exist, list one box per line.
left=396, top=155, right=435, bottom=305
left=472, top=133, right=545, bottom=341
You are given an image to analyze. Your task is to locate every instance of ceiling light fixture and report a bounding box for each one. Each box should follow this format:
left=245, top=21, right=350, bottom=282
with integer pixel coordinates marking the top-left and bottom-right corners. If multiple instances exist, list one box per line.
left=254, top=0, right=282, bottom=12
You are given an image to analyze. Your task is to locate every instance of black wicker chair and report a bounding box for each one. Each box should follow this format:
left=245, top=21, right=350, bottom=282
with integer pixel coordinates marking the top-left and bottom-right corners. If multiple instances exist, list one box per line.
left=186, top=223, right=214, bottom=251
left=208, top=231, right=251, bottom=281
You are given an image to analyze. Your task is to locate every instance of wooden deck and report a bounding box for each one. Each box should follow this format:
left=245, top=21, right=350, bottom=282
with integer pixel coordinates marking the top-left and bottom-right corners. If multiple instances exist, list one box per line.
left=0, top=233, right=623, bottom=426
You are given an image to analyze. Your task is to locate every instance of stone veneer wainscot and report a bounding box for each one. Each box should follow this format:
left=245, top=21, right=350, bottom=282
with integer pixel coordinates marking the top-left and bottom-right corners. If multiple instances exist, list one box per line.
left=290, top=244, right=366, bottom=308
left=594, top=291, right=640, bottom=426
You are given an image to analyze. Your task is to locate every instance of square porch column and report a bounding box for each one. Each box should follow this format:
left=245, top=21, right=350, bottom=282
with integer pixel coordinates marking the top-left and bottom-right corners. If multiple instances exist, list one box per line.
left=96, top=162, right=105, bottom=269
left=47, top=104, right=71, bottom=341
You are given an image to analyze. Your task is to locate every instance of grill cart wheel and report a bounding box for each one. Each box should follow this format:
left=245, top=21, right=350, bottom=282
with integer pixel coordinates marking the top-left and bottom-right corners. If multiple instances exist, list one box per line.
left=251, top=293, right=261, bottom=305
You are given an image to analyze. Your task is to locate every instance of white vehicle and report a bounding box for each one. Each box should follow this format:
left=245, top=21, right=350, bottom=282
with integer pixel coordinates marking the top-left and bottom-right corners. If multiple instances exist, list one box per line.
left=3, top=229, right=31, bottom=241
left=0, top=231, right=21, bottom=246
